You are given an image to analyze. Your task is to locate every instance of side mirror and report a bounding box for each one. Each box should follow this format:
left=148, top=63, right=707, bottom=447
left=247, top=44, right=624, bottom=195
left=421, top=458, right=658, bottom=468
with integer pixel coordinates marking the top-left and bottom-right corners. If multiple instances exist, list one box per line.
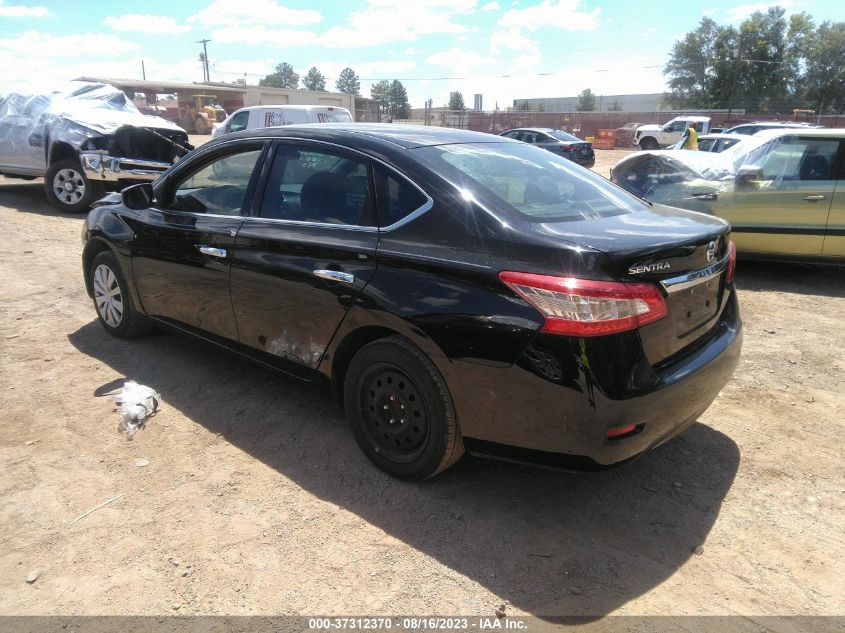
left=736, top=165, right=763, bottom=185
left=121, top=182, right=154, bottom=210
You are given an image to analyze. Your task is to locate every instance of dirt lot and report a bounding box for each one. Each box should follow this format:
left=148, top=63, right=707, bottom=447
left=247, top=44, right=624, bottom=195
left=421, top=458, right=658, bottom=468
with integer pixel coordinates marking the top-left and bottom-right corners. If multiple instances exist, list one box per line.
left=0, top=143, right=843, bottom=619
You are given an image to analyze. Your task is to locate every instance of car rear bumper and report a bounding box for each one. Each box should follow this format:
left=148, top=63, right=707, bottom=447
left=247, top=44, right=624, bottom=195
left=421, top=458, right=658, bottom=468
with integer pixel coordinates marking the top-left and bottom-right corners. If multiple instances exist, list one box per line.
left=450, top=291, right=742, bottom=468
left=80, top=151, right=171, bottom=182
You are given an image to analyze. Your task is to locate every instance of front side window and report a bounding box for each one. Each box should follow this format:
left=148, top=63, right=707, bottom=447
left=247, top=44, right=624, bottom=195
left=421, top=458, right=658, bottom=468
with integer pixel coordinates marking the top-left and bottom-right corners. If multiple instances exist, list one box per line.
left=415, top=142, right=646, bottom=223
left=667, top=120, right=686, bottom=133
left=259, top=145, right=374, bottom=226
left=169, top=147, right=262, bottom=215
left=744, top=137, right=840, bottom=181
left=228, top=111, right=249, bottom=133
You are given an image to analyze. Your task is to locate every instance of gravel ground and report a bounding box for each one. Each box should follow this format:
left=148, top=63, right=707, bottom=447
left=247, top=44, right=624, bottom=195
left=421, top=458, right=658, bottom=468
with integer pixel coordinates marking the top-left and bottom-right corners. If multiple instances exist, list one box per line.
left=0, top=141, right=843, bottom=619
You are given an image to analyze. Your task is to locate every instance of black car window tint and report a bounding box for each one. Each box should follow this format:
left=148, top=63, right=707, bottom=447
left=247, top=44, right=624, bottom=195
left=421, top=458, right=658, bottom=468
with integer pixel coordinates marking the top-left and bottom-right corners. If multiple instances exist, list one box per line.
left=259, top=146, right=374, bottom=226
left=417, top=143, right=644, bottom=223
left=169, top=149, right=261, bottom=215
left=373, top=165, right=427, bottom=227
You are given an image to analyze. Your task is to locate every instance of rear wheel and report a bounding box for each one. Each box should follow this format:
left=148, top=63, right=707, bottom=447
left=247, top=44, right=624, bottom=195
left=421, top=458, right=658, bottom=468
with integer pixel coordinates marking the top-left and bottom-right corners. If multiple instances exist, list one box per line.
left=344, top=337, right=464, bottom=480
left=89, top=251, right=149, bottom=338
left=44, top=157, right=103, bottom=213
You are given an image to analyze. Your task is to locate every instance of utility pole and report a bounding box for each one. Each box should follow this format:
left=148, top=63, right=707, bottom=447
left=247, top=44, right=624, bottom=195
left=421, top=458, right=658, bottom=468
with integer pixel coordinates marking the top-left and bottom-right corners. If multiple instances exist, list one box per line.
left=195, top=39, right=211, bottom=82
left=726, top=32, right=745, bottom=121
left=141, top=59, right=146, bottom=80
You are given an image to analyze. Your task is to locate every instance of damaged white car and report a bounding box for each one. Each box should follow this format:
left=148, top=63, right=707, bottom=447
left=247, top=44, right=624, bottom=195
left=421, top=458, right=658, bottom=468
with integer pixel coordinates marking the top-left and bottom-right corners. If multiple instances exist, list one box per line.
left=0, top=81, right=192, bottom=212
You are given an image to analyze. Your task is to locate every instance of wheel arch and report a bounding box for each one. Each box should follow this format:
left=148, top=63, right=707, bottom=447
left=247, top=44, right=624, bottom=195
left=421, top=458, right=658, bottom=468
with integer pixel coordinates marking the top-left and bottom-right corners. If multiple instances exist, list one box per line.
left=82, top=238, right=116, bottom=297
left=48, top=141, right=78, bottom=166
left=328, top=325, right=404, bottom=406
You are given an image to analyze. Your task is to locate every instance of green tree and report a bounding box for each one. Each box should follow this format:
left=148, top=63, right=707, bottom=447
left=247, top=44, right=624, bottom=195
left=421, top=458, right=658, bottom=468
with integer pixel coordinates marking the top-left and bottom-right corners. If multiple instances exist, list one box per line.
left=663, top=7, right=842, bottom=113
left=302, top=66, right=326, bottom=91
left=803, top=20, right=845, bottom=113
left=389, top=80, right=411, bottom=118
left=335, top=67, right=360, bottom=95
left=576, top=89, right=596, bottom=111
left=259, top=62, right=299, bottom=89
left=608, top=100, right=622, bottom=111
left=370, top=80, right=391, bottom=118
left=448, top=91, right=465, bottom=111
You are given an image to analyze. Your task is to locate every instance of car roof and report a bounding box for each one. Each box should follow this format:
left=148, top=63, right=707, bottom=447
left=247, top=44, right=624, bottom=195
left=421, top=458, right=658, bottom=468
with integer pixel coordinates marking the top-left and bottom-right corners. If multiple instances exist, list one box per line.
left=698, top=133, right=745, bottom=140
left=671, top=116, right=710, bottom=122
left=234, top=104, right=349, bottom=112
left=729, top=121, right=819, bottom=128
left=749, top=127, right=845, bottom=140
left=506, top=127, right=556, bottom=133
left=218, top=122, right=519, bottom=149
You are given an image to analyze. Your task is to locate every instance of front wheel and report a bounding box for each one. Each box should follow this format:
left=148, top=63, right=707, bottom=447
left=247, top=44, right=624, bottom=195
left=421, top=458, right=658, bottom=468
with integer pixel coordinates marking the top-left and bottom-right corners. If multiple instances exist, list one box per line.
left=89, top=251, right=149, bottom=338
left=44, top=157, right=103, bottom=213
left=639, top=137, right=659, bottom=151
left=344, top=337, right=464, bottom=480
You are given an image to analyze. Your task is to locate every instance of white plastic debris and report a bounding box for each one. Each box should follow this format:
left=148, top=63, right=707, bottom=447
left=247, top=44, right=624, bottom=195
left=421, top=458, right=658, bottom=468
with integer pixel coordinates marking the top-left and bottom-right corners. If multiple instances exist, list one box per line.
left=115, top=381, right=160, bottom=440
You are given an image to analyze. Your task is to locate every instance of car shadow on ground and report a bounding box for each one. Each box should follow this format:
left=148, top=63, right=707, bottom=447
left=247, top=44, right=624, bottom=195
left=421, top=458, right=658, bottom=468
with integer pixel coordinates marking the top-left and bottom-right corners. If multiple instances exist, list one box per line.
left=736, top=259, right=844, bottom=298
left=0, top=180, right=84, bottom=219
left=69, top=321, right=739, bottom=619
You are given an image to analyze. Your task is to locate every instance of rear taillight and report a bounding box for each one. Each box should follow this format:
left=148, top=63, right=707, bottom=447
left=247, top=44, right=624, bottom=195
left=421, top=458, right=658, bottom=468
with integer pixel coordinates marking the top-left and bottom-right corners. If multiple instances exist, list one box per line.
left=559, top=144, right=573, bottom=151
left=726, top=240, right=736, bottom=284
left=499, top=271, right=668, bottom=337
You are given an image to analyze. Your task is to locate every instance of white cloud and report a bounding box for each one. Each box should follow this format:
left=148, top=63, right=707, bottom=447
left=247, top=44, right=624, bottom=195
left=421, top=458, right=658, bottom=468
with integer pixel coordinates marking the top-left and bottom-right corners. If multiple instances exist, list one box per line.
left=0, top=1, right=50, bottom=17
left=498, top=0, right=600, bottom=32
left=426, top=48, right=490, bottom=72
left=0, top=31, right=140, bottom=59
left=490, top=27, right=540, bottom=55
left=188, top=0, right=322, bottom=27
left=724, top=0, right=796, bottom=22
left=319, top=0, right=477, bottom=48
left=104, top=14, right=191, bottom=35
left=210, top=25, right=318, bottom=46
left=482, top=1, right=500, bottom=9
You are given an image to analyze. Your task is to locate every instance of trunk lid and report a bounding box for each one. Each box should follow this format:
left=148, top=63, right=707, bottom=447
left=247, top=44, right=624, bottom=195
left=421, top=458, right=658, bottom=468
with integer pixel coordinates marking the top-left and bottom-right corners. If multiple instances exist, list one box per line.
left=533, top=203, right=732, bottom=363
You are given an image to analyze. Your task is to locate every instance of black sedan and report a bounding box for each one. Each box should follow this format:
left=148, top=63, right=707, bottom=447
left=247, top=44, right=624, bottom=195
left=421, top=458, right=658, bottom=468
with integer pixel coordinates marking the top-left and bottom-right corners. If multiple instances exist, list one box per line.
left=81, top=124, right=742, bottom=480
left=500, top=127, right=595, bottom=167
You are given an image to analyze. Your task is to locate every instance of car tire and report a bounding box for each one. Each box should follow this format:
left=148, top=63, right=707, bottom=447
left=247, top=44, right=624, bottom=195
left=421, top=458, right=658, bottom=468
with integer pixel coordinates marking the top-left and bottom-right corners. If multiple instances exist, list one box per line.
left=344, top=336, right=464, bottom=480
left=89, top=251, right=149, bottom=338
left=44, top=157, right=104, bottom=213
left=639, top=137, right=658, bottom=151
left=195, top=116, right=209, bottom=134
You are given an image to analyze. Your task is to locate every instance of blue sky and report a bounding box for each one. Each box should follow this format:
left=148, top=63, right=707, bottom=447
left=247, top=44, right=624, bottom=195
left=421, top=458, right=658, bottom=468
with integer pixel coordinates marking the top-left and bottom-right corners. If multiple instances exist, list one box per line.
left=0, top=0, right=839, bottom=108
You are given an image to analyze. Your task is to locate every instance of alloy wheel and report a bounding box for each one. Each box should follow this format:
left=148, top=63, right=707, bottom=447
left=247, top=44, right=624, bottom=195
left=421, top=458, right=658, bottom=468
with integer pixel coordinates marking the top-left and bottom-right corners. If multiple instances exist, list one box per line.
left=52, top=168, right=86, bottom=206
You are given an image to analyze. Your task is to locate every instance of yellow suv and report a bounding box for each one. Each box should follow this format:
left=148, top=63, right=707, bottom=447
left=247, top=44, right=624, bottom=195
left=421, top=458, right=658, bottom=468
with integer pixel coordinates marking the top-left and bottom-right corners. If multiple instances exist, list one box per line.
left=611, top=128, right=845, bottom=262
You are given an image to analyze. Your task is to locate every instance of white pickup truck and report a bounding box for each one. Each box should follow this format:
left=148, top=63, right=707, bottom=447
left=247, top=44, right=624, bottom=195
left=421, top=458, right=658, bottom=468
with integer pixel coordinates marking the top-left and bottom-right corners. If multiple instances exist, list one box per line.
left=633, top=116, right=711, bottom=150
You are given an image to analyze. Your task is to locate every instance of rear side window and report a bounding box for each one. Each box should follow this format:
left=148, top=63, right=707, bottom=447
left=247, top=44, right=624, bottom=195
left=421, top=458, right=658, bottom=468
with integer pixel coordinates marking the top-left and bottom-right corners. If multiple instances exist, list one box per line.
left=415, top=142, right=646, bottom=222
left=373, top=165, right=428, bottom=227
left=259, top=145, right=375, bottom=226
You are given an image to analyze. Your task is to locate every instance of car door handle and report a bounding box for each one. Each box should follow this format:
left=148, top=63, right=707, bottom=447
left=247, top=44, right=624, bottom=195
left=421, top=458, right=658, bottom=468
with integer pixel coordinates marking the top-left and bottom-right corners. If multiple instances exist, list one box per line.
left=197, top=245, right=227, bottom=258
left=691, top=192, right=718, bottom=201
left=313, top=269, right=355, bottom=284
left=803, top=194, right=826, bottom=202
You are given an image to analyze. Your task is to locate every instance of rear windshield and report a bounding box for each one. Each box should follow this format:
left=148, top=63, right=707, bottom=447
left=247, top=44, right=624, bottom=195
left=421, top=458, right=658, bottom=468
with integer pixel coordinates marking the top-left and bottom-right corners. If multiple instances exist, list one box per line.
left=549, top=131, right=582, bottom=142
left=414, top=142, right=646, bottom=222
